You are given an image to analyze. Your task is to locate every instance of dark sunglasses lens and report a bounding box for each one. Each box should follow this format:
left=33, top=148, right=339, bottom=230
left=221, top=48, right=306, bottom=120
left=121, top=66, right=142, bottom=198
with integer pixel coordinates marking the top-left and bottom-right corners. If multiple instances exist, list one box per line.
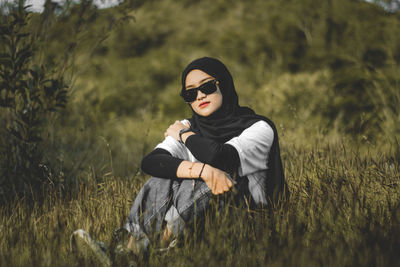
left=182, top=89, right=197, bottom=102
left=200, top=80, right=217, bottom=94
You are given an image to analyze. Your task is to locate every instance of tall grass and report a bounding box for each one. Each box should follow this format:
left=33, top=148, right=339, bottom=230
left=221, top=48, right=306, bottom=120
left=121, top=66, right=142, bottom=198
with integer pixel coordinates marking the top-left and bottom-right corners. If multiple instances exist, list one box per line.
left=367, top=67, right=400, bottom=155
left=1, top=139, right=399, bottom=266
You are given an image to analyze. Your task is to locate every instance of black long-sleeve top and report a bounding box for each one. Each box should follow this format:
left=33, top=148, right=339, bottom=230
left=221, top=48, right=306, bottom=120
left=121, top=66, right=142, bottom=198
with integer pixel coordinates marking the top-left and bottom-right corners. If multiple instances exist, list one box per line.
left=141, top=134, right=240, bottom=179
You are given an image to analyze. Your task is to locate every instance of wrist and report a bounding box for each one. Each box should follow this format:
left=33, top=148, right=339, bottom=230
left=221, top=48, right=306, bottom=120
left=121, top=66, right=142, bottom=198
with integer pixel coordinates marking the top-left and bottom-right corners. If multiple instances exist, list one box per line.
left=181, top=131, right=195, bottom=144
left=190, top=162, right=204, bottom=179
left=198, top=164, right=212, bottom=181
left=198, top=163, right=206, bottom=179
left=179, top=128, right=192, bottom=143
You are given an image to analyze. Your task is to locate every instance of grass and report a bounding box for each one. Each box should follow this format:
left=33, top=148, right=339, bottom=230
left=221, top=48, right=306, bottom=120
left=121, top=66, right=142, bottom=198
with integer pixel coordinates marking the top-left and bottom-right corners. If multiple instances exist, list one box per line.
left=1, top=139, right=399, bottom=266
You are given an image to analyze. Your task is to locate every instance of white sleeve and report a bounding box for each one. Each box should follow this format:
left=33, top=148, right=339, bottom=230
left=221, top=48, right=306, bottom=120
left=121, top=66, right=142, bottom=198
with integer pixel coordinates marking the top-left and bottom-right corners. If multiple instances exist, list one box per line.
left=154, top=119, right=190, bottom=159
left=225, top=120, right=274, bottom=177
left=155, top=136, right=188, bottom=159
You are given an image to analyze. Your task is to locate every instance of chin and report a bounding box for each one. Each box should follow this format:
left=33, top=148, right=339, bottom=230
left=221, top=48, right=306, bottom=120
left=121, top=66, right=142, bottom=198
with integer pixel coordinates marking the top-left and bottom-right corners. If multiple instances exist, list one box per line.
left=194, top=108, right=214, bottom=117
left=198, top=112, right=211, bottom=117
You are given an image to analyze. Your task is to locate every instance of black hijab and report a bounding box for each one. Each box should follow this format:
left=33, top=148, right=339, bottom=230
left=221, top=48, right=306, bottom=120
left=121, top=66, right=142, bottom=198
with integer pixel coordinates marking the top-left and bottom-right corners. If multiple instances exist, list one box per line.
left=181, top=57, right=288, bottom=205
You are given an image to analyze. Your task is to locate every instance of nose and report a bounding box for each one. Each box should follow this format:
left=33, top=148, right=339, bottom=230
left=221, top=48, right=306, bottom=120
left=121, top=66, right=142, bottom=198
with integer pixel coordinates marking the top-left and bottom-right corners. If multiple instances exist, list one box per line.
left=196, top=89, right=206, bottom=100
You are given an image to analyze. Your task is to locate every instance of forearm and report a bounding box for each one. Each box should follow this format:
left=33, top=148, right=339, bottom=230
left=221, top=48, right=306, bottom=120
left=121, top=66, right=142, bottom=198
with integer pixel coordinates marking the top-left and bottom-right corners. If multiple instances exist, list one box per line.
left=183, top=134, right=220, bottom=163
left=177, top=161, right=234, bottom=195
left=141, top=148, right=183, bottom=179
left=176, top=161, right=207, bottom=179
left=141, top=148, right=210, bottom=180
left=183, top=134, right=240, bottom=175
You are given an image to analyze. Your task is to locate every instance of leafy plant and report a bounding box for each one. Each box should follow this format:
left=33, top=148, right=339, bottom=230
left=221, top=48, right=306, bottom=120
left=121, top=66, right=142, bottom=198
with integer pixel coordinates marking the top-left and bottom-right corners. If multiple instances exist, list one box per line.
left=0, top=5, right=68, bottom=201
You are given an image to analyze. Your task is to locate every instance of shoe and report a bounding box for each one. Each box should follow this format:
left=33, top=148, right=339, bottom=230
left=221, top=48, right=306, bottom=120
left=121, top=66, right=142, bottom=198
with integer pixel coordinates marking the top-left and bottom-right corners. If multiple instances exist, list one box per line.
left=70, top=229, right=111, bottom=267
left=110, top=228, right=149, bottom=265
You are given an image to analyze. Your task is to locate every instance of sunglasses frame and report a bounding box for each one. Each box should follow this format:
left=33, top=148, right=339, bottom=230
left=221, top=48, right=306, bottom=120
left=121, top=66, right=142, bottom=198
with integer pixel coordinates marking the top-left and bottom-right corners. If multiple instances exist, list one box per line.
left=180, top=79, right=219, bottom=103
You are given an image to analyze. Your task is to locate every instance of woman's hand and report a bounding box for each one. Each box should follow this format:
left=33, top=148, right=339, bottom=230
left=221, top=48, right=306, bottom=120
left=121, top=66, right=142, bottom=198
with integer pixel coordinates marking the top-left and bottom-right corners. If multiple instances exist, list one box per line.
left=176, top=161, right=234, bottom=195
left=164, top=120, right=190, bottom=141
left=200, top=164, right=233, bottom=195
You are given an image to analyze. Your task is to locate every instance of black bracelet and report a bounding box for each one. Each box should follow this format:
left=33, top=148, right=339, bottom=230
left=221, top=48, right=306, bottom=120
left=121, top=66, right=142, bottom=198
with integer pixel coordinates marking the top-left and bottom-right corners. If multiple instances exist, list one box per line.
left=199, top=163, right=206, bottom=178
left=179, top=128, right=192, bottom=144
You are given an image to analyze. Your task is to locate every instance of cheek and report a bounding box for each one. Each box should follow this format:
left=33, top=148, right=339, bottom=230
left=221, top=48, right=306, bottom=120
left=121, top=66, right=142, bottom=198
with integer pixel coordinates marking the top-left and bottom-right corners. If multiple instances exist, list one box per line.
left=214, top=94, right=223, bottom=108
left=190, top=103, right=201, bottom=114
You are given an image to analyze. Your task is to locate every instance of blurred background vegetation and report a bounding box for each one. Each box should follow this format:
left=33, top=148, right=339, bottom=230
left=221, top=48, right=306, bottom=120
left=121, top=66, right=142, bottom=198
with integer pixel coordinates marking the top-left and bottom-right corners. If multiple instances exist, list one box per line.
left=0, top=0, right=399, bottom=200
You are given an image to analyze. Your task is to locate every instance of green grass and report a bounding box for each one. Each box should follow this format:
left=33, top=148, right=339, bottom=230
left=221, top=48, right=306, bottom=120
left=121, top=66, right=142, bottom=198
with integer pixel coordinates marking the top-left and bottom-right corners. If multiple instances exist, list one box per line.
left=1, top=139, right=399, bottom=266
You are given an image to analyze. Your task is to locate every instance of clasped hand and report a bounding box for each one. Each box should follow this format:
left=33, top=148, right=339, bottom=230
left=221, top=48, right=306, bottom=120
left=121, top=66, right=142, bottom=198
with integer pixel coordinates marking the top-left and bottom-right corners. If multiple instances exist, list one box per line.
left=201, top=164, right=234, bottom=195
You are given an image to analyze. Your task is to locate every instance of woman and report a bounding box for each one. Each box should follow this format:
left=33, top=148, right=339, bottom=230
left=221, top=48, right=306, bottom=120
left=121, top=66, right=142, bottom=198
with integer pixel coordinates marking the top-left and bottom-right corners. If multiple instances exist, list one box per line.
left=121, top=57, right=287, bottom=255
left=72, top=57, right=287, bottom=265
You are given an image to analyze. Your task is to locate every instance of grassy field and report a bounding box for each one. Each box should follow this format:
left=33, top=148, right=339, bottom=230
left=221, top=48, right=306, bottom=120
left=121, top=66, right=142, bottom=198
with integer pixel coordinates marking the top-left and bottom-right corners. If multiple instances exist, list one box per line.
left=1, top=138, right=399, bottom=266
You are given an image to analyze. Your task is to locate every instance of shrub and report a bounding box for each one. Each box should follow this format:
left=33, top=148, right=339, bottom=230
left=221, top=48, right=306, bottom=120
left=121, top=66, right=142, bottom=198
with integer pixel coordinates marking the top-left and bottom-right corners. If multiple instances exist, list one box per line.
left=0, top=5, right=67, bottom=201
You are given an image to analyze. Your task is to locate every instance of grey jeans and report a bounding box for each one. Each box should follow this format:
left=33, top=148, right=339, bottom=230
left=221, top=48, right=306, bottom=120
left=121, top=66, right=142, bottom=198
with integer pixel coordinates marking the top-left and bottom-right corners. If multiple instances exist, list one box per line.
left=124, top=177, right=212, bottom=241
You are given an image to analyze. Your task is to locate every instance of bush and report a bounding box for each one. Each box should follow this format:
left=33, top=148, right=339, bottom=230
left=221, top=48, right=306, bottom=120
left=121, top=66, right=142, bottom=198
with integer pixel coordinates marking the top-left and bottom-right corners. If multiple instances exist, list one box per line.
left=0, top=5, right=67, bottom=201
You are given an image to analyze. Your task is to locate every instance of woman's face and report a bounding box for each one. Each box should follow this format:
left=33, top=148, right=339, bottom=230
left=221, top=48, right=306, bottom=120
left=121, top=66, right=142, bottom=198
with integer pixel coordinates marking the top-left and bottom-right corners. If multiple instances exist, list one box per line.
left=185, top=69, right=223, bottom=117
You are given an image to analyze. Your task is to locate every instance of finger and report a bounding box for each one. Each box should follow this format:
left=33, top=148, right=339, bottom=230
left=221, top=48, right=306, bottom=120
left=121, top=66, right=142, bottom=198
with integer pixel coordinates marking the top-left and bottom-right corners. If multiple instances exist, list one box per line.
left=212, top=178, right=217, bottom=193
left=215, top=182, right=223, bottom=194
left=206, top=181, right=214, bottom=193
left=219, top=187, right=225, bottom=194
left=218, top=184, right=225, bottom=194
left=222, top=184, right=228, bottom=191
left=214, top=184, right=220, bottom=194
left=215, top=181, right=221, bottom=194
left=211, top=186, right=218, bottom=195
left=220, top=177, right=230, bottom=188
left=226, top=178, right=233, bottom=187
left=214, top=186, right=221, bottom=195
left=222, top=184, right=229, bottom=193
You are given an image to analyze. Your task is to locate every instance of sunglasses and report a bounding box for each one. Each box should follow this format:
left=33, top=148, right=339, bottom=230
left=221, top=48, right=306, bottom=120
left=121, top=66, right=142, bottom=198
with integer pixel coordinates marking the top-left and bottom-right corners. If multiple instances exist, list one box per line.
left=180, top=79, right=218, bottom=103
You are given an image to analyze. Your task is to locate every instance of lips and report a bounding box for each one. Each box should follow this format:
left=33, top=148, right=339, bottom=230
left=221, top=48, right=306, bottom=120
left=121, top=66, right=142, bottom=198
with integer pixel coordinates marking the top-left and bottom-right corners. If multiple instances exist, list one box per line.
left=199, top=101, right=210, bottom=108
